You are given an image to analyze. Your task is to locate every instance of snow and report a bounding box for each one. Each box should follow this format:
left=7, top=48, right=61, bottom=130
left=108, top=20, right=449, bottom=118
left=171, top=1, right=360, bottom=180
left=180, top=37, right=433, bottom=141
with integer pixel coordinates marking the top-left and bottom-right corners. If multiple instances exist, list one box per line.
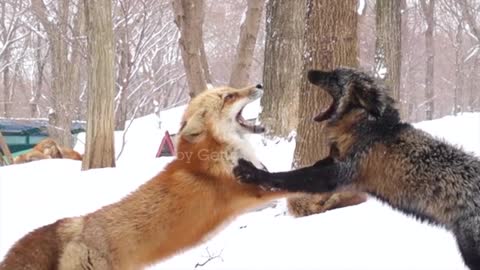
left=414, top=112, right=480, bottom=155
left=1, top=103, right=477, bottom=270
left=357, top=0, right=366, bottom=15
left=376, top=65, right=387, bottom=79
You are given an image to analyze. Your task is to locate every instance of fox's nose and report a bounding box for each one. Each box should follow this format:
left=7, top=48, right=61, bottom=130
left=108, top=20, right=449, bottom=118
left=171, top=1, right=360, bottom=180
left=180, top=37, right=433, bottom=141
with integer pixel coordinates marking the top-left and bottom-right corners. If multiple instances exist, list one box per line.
left=255, top=84, right=263, bottom=89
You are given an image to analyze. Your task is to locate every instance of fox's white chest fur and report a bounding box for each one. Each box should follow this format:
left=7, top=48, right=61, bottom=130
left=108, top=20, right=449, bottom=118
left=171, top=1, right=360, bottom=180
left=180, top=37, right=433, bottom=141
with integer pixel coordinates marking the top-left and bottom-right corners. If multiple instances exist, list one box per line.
left=224, top=134, right=265, bottom=171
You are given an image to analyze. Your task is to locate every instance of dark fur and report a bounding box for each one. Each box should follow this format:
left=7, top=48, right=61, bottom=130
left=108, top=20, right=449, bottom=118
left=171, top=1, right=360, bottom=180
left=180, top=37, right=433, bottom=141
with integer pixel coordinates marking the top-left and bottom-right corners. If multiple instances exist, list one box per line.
left=234, top=67, right=480, bottom=270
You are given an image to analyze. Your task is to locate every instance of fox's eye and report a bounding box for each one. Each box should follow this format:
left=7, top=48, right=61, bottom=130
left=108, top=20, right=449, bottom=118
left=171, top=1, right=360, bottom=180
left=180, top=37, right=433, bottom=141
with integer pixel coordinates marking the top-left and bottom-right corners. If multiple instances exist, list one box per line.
left=224, top=94, right=236, bottom=101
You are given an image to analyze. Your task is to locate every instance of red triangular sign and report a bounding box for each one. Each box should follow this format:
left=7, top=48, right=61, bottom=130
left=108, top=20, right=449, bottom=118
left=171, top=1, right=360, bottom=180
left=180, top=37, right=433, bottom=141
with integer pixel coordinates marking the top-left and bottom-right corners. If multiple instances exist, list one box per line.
left=156, top=131, right=175, bottom=157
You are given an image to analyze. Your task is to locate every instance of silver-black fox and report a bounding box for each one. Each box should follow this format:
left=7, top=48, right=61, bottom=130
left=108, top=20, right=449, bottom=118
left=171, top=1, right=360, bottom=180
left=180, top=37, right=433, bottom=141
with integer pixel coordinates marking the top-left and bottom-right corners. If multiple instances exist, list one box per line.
left=235, top=67, right=480, bottom=270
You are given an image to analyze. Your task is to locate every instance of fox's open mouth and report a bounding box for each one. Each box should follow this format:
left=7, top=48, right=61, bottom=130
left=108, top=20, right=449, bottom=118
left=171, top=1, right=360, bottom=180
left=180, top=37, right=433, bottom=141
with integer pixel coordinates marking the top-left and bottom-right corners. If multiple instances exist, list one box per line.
left=236, top=108, right=265, bottom=133
left=314, top=97, right=336, bottom=122
left=307, top=69, right=338, bottom=122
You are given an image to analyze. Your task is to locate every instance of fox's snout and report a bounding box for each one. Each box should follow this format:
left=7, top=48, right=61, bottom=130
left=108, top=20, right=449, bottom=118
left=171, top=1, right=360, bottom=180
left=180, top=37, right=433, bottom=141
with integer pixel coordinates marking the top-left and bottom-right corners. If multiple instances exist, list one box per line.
left=248, top=85, right=263, bottom=100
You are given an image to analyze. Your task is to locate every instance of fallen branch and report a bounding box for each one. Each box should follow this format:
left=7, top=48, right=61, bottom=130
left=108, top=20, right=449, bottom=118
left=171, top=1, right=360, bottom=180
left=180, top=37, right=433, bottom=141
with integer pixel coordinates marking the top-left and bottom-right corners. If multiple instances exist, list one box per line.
left=194, top=247, right=224, bottom=268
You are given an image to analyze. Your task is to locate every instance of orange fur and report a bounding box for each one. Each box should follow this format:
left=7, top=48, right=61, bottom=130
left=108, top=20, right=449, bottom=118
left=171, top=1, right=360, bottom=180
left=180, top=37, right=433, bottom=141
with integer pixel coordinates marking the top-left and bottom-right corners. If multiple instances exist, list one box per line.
left=33, top=138, right=63, bottom=158
left=59, top=147, right=83, bottom=161
left=1, top=86, right=286, bottom=270
left=13, top=149, right=51, bottom=164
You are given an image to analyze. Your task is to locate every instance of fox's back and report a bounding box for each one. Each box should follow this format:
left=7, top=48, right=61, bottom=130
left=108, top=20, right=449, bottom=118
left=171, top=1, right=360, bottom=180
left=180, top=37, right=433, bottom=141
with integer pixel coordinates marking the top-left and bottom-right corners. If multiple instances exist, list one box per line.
left=366, top=126, right=480, bottom=225
left=393, top=127, right=480, bottom=186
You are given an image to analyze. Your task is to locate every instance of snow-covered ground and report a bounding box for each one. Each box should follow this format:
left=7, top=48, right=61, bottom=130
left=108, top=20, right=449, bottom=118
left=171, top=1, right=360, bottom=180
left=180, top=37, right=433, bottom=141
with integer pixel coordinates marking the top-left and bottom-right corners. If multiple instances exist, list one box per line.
left=1, top=105, right=479, bottom=269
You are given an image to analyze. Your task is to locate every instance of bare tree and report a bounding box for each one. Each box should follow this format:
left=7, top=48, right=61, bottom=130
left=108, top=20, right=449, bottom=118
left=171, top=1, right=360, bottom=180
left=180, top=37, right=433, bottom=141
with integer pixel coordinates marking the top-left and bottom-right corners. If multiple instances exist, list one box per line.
left=173, top=0, right=209, bottom=97
left=82, top=0, right=116, bottom=169
left=29, top=24, right=48, bottom=118
left=31, top=0, right=85, bottom=147
left=113, top=0, right=180, bottom=130
left=374, top=0, right=402, bottom=104
left=420, top=0, right=436, bottom=120
left=0, top=0, right=29, bottom=117
left=229, top=0, right=264, bottom=88
left=466, top=56, right=480, bottom=111
left=402, top=0, right=423, bottom=121
left=458, top=0, right=480, bottom=41
left=453, top=20, right=464, bottom=115
left=114, top=0, right=132, bottom=130
left=438, top=0, right=466, bottom=114
left=259, top=0, right=303, bottom=138
left=458, top=0, right=480, bottom=111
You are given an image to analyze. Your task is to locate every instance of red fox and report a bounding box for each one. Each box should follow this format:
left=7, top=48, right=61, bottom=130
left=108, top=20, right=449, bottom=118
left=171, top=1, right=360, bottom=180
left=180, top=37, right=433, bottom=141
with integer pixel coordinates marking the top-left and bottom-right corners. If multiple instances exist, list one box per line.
left=13, top=138, right=83, bottom=164
left=0, top=85, right=285, bottom=270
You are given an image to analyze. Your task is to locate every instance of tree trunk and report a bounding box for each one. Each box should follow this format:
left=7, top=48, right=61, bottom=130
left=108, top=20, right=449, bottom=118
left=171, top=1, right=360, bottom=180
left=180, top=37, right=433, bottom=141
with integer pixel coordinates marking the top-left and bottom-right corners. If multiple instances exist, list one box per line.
left=200, top=38, right=213, bottom=85
left=49, top=0, right=73, bottom=147
left=294, top=0, right=358, bottom=167
left=0, top=132, right=13, bottom=165
left=30, top=26, right=45, bottom=118
left=374, top=0, right=401, bottom=104
left=453, top=21, right=463, bottom=115
left=1, top=1, right=11, bottom=118
left=229, top=0, right=264, bottom=88
left=289, top=0, right=366, bottom=216
left=259, top=0, right=304, bottom=138
left=2, top=52, right=11, bottom=117
left=68, top=5, right=86, bottom=122
left=82, top=0, right=116, bottom=170
left=458, top=0, right=480, bottom=112
left=421, top=0, right=435, bottom=120
left=173, top=0, right=209, bottom=97
left=467, top=56, right=479, bottom=111
left=114, top=25, right=131, bottom=131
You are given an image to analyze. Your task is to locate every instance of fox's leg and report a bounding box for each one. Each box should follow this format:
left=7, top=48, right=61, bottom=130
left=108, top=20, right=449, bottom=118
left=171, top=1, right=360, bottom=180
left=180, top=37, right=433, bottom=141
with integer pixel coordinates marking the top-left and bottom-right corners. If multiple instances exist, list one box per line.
left=312, top=156, right=335, bottom=167
left=318, top=191, right=368, bottom=212
left=454, top=216, right=480, bottom=270
left=234, top=158, right=353, bottom=193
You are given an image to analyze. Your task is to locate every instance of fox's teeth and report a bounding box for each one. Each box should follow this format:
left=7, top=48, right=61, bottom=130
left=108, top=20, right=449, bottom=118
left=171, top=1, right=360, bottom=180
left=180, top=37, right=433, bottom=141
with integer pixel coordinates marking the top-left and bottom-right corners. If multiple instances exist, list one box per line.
left=236, top=107, right=265, bottom=133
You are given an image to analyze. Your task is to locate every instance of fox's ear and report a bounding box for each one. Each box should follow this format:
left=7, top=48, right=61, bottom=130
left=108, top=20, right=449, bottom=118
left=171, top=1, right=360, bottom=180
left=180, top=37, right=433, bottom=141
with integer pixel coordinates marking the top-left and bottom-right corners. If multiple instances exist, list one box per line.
left=180, top=110, right=206, bottom=142
left=350, top=80, right=388, bottom=117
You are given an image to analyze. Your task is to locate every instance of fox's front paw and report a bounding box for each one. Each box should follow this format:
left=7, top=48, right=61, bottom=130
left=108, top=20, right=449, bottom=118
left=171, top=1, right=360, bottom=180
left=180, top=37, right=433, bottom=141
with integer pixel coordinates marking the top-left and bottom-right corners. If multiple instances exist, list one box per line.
left=234, top=159, right=269, bottom=185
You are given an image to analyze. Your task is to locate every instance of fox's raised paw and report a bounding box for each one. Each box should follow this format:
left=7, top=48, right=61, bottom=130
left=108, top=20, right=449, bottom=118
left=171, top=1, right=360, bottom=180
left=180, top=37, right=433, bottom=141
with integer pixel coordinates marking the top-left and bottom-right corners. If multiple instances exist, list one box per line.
left=234, top=159, right=268, bottom=185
